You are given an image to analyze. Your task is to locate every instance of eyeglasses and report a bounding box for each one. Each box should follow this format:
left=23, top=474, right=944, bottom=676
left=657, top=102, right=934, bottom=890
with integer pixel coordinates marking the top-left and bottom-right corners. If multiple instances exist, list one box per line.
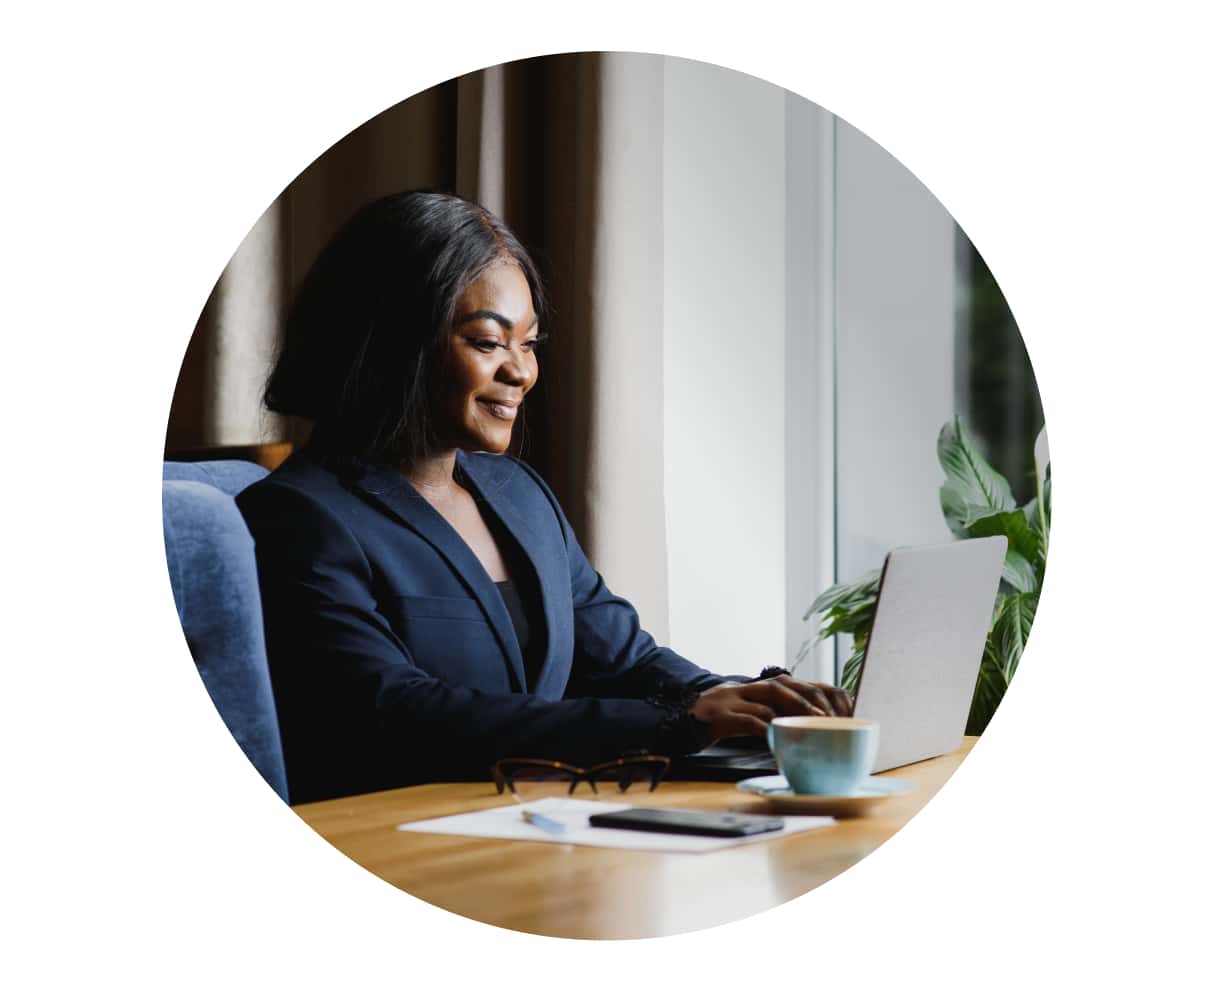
left=492, top=755, right=671, bottom=802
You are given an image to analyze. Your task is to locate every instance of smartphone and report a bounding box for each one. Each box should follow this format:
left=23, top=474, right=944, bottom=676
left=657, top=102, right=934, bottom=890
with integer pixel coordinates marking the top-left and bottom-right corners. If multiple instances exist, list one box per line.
left=587, top=807, right=784, bottom=838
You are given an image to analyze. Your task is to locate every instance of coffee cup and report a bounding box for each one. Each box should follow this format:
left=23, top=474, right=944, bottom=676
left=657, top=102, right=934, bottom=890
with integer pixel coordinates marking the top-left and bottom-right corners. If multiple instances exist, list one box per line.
left=766, top=717, right=880, bottom=796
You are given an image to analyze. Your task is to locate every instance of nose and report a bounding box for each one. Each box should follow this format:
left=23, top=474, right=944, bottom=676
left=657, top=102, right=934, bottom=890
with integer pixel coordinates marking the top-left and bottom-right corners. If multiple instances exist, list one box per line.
left=498, top=341, right=536, bottom=388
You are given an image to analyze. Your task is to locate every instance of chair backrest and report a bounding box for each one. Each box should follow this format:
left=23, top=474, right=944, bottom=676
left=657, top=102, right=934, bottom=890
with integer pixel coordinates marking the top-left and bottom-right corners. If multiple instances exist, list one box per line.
left=162, top=460, right=289, bottom=801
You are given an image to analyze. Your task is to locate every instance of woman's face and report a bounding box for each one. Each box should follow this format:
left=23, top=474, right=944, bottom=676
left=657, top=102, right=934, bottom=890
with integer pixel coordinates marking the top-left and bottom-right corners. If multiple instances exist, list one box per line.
left=432, top=259, right=541, bottom=454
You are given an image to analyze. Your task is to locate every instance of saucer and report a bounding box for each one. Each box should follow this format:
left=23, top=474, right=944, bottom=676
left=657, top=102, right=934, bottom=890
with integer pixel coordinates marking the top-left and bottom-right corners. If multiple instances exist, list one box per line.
left=736, top=774, right=914, bottom=817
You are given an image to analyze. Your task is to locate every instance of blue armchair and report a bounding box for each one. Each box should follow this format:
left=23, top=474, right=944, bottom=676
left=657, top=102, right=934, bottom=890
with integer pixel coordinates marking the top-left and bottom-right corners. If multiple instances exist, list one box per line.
left=162, top=460, right=289, bottom=802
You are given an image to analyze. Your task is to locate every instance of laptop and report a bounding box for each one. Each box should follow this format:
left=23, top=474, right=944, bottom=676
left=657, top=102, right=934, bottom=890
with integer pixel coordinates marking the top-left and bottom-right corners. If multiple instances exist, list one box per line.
left=671, top=536, right=1007, bottom=781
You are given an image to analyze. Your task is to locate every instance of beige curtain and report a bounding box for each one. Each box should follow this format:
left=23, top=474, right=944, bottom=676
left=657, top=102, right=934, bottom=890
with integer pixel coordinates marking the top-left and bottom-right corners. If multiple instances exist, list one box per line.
left=166, top=52, right=672, bottom=639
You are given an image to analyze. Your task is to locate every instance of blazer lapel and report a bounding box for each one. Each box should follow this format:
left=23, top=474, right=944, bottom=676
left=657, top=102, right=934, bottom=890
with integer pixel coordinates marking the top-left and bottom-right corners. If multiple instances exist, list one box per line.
left=349, top=461, right=528, bottom=693
left=456, top=452, right=564, bottom=698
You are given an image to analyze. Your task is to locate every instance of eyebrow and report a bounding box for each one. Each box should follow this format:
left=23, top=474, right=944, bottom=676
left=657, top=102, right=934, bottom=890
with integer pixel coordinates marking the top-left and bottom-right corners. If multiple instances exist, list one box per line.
left=453, top=309, right=539, bottom=331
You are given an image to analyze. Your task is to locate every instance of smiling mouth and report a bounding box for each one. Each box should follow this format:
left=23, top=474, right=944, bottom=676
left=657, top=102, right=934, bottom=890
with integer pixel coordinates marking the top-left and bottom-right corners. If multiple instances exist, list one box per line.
left=479, top=399, right=520, bottom=421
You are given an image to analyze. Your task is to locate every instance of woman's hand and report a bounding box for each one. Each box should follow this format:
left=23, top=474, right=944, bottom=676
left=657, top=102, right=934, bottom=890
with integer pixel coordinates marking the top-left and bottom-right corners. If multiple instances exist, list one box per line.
left=688, top=675, right=853, bottom=741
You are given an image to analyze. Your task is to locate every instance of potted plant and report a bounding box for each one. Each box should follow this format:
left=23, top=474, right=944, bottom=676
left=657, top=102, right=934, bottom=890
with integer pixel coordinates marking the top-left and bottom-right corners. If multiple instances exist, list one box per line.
left=794, top=417, right=1050, bottom=734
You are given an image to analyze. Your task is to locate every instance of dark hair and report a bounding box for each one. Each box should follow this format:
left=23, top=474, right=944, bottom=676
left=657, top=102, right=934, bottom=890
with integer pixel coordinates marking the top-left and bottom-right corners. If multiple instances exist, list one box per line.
left=265, top=190, right=546, bottom=464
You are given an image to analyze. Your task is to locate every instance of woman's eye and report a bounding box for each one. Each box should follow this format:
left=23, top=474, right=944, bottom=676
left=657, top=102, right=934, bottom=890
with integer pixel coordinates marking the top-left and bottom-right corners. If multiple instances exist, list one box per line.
left=469, top=333, right=545, bottom=353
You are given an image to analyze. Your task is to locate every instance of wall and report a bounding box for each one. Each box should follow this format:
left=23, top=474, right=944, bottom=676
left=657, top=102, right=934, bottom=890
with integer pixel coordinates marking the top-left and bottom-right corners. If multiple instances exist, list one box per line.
left=834, top=119, right=956, bottom=584
left=661, top=67, right=960, bottom=678
left=662, top=58, right=789, bottom=676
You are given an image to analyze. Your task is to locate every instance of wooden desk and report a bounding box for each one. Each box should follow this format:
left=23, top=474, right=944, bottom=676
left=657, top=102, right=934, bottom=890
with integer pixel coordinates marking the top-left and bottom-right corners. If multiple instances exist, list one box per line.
left=294, top=737, right=976, bottom=939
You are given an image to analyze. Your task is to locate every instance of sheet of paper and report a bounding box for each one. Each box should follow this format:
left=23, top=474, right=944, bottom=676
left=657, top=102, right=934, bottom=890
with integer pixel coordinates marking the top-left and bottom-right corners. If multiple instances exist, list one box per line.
left=396, top=797, right=834, bottom=853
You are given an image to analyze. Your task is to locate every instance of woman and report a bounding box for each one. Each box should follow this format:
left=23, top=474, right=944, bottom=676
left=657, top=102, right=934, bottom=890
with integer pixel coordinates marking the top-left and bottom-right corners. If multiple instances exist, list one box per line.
left=238, top=190, right=850, bottom=803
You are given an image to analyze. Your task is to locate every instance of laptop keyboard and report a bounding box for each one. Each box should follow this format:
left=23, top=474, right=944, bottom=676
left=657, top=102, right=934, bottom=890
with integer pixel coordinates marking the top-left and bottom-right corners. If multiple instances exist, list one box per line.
left=728, top=754, right=778, bottom=769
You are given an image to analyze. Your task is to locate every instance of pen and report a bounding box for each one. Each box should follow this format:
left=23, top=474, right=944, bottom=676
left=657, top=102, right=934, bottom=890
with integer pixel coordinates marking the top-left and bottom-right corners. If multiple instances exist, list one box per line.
left=520, top=809, right=567, bottom=836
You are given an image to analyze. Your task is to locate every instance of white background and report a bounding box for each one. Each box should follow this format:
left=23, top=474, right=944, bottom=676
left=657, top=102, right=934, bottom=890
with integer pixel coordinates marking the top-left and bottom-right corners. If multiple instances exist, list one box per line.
left=4, top=2, right=1211, bottom=986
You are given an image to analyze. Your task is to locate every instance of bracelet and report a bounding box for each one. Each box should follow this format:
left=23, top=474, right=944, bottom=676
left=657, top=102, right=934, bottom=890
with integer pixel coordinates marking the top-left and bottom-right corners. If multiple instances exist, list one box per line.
left=645, top=682, right=715, bottom=755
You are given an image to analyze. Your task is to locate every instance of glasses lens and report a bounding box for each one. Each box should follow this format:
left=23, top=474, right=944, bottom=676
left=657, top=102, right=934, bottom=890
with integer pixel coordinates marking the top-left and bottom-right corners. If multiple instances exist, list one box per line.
left=587, top=757, right=668, bottom=793
left=500, top=762, right=583, bottom=802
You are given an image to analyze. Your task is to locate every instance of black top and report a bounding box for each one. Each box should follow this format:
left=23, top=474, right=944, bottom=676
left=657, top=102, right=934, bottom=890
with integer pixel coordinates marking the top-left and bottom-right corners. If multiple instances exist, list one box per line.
left=495, top=579, right=541, bottom=688
left=478, top=487, right=546, bottom=690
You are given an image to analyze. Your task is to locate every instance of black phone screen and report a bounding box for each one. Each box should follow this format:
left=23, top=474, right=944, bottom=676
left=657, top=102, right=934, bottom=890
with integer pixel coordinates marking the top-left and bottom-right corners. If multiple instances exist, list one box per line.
left=587, top=807, right=784, bottom=838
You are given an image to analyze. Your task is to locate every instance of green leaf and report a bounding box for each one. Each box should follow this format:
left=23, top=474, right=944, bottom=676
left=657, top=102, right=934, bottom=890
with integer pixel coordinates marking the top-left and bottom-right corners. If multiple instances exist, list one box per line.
left=938, top=417, right=1017, bottom=535
left=1021, top=498, right=1049, bottom=583
left=989, top=591, right=1006, bottom=627
left=969, top=507, right=1040, bottom=563
left=1022, top=496, right=1041, bottom=543
left=1000, top=550, right=1037, bottom=593
left=966, top=641, right=1009, bottom=735
left=841, top=641, right=867, bottom=695
left=818, top=597, right=875, bottom=638
left=805, top=572, right=881, bottom=620
left=992, top=591, right=1037, bottom=680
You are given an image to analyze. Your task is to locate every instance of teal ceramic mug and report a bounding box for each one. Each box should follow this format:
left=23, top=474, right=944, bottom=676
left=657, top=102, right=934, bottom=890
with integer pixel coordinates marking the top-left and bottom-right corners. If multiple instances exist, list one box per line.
left=766, top=716, right=880, bottom=796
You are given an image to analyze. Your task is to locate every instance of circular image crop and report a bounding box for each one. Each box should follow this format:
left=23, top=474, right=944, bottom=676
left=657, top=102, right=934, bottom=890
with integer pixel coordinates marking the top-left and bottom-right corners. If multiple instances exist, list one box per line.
left=162, top=51, right=1047, bottom=939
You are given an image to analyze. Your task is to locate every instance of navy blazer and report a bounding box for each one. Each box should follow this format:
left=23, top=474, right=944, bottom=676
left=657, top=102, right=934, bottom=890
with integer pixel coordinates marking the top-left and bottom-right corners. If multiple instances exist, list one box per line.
left=236, top=446, right=725, bottom=802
